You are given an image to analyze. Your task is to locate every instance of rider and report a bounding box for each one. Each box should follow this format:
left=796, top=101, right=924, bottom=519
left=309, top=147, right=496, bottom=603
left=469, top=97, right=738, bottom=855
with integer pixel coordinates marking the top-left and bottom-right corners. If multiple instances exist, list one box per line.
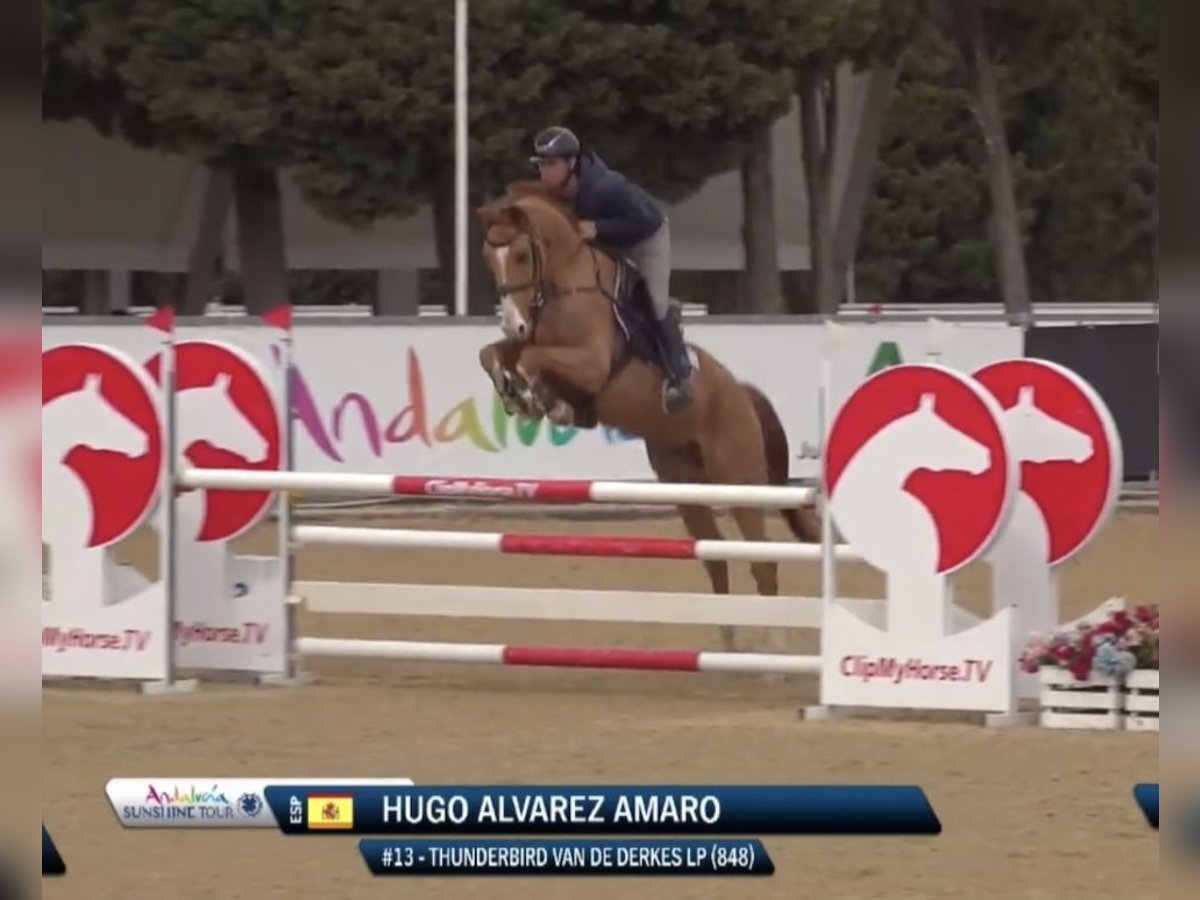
left=529, top=125, right=693, bottom=414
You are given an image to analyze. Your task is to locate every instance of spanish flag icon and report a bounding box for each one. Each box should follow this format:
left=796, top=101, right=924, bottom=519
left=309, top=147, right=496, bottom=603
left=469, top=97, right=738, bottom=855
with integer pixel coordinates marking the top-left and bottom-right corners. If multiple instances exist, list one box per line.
left=306, top=793, right=354, bottom=830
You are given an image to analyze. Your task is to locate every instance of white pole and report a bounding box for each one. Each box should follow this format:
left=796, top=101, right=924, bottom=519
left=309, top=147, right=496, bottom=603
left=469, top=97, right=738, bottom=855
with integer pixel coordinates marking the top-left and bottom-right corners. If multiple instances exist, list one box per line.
left=160, top=327, right=178, bottom=689
left=278, top=326, right=298, bottom=681
left=454, top=0, right=469, bottom=317
left=818, top=355, right=836, bottom=614
left=926, top=316, right=953, bottom=364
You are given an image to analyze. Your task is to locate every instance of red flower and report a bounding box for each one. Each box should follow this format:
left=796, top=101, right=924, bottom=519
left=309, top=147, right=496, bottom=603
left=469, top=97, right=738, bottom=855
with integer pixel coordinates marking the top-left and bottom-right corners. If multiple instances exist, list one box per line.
left=1067, top=656, right=1093, bottom=680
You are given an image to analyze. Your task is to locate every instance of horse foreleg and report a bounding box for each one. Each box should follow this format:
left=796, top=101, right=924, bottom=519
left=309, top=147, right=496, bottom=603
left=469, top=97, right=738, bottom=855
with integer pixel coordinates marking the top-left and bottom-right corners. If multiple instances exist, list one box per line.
left=480, top=339, right=542, bottom=419
left=480, top=339, right=523, bottom=394
left=516, top=344, right=611, bottom=399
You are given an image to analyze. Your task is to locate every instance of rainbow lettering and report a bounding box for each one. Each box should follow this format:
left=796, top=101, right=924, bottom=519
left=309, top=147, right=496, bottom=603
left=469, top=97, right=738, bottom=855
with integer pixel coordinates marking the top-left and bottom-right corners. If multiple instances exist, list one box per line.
left=144, top=784, right=231, bottom=805
left=288, top=348, right=636, bottom=463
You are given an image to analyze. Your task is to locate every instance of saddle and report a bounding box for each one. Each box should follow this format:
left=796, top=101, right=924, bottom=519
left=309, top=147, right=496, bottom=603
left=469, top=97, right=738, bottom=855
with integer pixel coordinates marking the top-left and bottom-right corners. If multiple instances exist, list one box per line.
left=601, top=251, right=662, bottom=369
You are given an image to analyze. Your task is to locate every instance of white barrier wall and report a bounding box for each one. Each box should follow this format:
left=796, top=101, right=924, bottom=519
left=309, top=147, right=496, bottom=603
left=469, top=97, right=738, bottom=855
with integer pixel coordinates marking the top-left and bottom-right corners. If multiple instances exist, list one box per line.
left=43, top=320, right=1021, bottom=480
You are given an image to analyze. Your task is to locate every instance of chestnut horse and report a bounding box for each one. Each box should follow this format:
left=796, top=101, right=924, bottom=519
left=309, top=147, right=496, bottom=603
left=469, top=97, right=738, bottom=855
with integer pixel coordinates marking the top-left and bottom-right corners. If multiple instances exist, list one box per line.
left=477, top=182, right=819, bottom=651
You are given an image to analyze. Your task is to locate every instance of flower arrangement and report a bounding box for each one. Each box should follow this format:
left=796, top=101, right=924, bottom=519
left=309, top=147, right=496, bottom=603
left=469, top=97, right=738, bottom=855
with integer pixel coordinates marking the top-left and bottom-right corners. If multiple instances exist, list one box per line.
left=1019, top=603, right=1159, bottom=681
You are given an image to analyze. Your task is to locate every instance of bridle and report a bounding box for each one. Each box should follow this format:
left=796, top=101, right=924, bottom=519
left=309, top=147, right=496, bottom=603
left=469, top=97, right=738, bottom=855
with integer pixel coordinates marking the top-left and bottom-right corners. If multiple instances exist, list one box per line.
left=484, top=216, right=612, bottom=337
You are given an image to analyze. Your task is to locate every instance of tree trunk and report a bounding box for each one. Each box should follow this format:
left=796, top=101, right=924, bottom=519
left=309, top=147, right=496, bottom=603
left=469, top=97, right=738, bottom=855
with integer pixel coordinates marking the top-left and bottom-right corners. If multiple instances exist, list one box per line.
left=181, top=168, right=233, bottom=315
left=799, top=73, right=838, bottom=315
left=951, top=0, right=1031, bottom=316
left=231, top=164, right=288, bottom=315
left=832, top=64, right=897, bottom=304
left=739, top=124, right=785, bottom=314
left=430, top=170, right=493, bottom=315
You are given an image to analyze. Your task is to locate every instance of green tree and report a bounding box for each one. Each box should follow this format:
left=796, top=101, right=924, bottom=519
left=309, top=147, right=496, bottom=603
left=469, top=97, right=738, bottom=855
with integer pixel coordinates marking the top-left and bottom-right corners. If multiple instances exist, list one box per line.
left=289, top=0, right=800, bottom=313
left=856, top=22, right=997, bottom=304
left=858, top=0, right=1156, bottom=304
left=1018, top=0, right=1157, bottom=301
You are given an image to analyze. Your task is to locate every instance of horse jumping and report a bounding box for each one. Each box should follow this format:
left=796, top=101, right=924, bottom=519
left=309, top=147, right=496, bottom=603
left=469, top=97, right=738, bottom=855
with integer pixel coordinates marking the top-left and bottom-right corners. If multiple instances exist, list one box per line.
left=476, top=182, right=820, bottom=651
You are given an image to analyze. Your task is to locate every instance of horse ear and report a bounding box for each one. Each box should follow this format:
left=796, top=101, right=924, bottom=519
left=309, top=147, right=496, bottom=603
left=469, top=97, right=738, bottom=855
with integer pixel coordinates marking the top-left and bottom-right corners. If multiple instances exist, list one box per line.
left=478, top=203, right=520, bottom=229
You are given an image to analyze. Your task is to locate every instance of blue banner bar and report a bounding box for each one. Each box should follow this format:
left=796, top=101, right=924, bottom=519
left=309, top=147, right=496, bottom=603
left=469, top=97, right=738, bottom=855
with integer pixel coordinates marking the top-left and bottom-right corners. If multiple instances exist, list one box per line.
left=264, top=784, right=941, bottom=835
left=1133, top=783, right=1158, bottom=829
left=43, top=825, right=66, bottom=876
left=360, top=838, right=774, bottom=876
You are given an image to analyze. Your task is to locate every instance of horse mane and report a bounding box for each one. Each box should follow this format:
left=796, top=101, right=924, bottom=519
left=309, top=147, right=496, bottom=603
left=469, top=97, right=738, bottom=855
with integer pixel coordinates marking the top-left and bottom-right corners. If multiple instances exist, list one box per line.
left=504, top=180, right=579, bottom=227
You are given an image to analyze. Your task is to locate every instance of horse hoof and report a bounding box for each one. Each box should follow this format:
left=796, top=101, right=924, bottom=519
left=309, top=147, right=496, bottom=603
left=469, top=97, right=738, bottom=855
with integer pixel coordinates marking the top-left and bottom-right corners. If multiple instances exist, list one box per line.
left=547, top=400, right=575, bottom=427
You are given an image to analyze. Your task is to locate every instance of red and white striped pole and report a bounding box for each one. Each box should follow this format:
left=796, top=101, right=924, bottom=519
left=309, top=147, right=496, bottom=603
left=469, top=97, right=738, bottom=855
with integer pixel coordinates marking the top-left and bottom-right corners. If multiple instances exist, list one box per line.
left=177, top=470, right=816, bottom=509
left=296, top=637, right=819, bottom=675
left=290, top=524, right=859, bottom=563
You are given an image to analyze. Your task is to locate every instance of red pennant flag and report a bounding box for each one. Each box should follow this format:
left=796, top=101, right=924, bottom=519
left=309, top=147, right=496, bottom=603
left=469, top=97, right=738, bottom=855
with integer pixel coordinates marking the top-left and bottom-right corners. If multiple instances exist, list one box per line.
left=261, top=303, right=293, bottom=333
left=145, top=305, right=175, bottom=334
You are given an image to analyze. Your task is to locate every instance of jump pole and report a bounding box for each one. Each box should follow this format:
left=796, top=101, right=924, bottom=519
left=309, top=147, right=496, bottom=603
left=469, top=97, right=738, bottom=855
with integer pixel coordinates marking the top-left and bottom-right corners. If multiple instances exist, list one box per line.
left=290, top=524, right=862, bottom=563
left=296, top=637, right=819, bottom=676
left=178, top=469, right=816, bottom=509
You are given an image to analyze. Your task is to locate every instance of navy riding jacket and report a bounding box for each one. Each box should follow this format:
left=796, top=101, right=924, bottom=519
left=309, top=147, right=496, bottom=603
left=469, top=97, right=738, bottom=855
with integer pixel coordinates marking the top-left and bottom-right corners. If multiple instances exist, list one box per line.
left=571, top=150, right=664, bottom=248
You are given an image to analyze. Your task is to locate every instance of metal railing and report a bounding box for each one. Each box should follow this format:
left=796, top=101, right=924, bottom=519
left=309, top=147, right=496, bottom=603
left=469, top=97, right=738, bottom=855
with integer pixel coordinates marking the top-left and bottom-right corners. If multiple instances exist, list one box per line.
left=43, top=300, right=1159, bottom=326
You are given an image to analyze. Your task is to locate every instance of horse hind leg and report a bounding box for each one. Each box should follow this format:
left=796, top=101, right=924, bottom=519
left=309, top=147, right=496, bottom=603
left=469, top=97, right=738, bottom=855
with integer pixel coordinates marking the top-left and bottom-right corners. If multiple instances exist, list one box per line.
left=698, top=422, right=789, bottom=661
left=728, top=505, right=787, bottom=658
left=645, top=443, right=737, bottom=650
left=676, top=504, right=737, bottom=651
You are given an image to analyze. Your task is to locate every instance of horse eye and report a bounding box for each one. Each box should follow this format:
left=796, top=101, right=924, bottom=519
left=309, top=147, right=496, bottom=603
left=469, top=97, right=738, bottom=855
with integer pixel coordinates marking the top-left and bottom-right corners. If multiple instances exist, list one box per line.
left=514, top=251, right=529, bottom=264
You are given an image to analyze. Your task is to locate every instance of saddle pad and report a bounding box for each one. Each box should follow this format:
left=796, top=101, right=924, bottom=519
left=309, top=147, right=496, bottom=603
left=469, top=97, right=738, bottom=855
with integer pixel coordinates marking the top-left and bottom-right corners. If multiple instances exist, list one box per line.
left=608, top=258, right=659, bottom=367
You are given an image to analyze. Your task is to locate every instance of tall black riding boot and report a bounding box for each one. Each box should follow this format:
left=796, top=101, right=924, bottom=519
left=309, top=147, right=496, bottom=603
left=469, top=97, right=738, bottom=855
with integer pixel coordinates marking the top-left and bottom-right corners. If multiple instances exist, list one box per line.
left=655, top=304, right=693, bottom=414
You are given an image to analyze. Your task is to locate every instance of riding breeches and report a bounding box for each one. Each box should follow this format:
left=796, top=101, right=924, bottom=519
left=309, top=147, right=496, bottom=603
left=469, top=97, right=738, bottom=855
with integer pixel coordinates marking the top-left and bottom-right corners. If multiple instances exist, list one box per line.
left=626, top=219, right=672, bottom=321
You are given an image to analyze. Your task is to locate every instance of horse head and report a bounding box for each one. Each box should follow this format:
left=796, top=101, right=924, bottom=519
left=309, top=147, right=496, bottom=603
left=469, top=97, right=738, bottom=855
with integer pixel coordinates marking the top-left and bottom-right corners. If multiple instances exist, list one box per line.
left=1003, top=385, right=1094, bottom=464
left=906, top=393, right=992, bottom=475
left=479, top=200, right=545, bottom=341
left=478, top=188, right=585, bottom=342
left=180, top=373, right=269, bottom=463
left=47, top=372, right=149, bottom=459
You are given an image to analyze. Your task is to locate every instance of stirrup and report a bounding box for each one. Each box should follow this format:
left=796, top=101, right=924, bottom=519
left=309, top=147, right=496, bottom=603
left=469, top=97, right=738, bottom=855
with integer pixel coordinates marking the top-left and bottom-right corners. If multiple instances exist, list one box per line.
left=661, top=379, right=691, bottom=414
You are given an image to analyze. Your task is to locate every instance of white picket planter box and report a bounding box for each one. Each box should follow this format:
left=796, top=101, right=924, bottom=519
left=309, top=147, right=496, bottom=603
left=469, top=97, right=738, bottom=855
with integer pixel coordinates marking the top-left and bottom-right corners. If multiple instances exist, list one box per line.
left=1123, top=668, right=1160, bottom=732
left=1038, top=667, right=1123, bottom=730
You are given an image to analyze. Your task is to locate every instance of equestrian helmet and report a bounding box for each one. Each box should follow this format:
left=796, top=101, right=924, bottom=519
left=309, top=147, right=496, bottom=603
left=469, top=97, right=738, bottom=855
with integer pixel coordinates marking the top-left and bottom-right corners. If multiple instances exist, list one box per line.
left=530, top=126, right=580, bottom=164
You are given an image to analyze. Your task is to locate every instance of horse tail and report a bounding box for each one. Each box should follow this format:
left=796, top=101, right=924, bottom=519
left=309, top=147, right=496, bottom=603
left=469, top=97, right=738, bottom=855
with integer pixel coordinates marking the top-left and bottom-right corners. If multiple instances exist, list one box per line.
left=743, top=382, right=821, bottom=544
